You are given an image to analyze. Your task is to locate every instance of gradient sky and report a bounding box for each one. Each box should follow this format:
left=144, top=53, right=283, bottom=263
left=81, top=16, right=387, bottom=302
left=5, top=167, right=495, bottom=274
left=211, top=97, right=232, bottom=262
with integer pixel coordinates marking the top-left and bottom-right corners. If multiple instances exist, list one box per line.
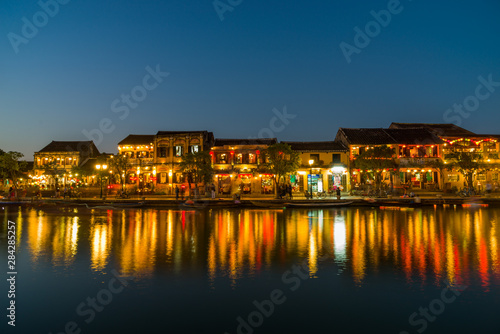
left=1, top=0, right=499, bottom=159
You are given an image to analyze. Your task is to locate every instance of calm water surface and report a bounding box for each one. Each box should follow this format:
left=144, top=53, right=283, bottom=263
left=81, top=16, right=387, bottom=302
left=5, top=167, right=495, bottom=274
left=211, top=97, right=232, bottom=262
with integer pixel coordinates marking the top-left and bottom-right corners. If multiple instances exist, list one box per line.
left=1, top=205, right=499, bottom=333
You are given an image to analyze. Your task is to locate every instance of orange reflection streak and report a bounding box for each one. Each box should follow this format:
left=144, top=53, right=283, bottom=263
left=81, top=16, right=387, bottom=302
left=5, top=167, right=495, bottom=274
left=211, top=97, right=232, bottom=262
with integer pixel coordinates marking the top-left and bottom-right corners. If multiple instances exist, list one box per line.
left=478, top=238, right=490, bottom=289
left=16, top=206, right=500, bottom=290
left=491, top=222, right=499, bottom=275
left=90, top=214, right=112, bottom=272
left=52, top=216, right=80, bottom=267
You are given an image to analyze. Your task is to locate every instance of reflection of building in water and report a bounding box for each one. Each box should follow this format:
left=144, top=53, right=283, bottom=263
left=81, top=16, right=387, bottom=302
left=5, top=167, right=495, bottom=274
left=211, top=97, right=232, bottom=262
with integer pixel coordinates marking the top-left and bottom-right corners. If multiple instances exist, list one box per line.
left=345, top=208, right=500, bottom=288
left=25, top=210, right=79, bottom=268
left=53, top=216, right=79, bottom=267
left=90, top=214, right=113, bottom=272
left=18, top=206, right=500, bottom=289
left=208, top=210, right=277, bottom=285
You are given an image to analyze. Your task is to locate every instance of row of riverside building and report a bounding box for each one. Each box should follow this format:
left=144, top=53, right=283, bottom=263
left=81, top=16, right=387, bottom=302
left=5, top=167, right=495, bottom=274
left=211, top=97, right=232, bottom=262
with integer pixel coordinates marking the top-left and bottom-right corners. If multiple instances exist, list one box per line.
left=32, top=123, right=500, bottom=195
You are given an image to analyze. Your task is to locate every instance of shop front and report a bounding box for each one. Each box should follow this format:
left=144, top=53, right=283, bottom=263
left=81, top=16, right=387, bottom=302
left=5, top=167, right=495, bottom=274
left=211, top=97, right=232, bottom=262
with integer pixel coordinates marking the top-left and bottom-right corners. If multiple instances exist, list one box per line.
left=399, top=169, right=437, bottom=189
left=329, top=165, right=347, bottom=191
left=261, top=174, right=274, bottom=194
left=289, top=174, right=303, bottom=192
left=307, top=174, right=323, bottom=193
left=238, top=174, right=253, bottom=194
left=216, top=174, right=232, bottom=194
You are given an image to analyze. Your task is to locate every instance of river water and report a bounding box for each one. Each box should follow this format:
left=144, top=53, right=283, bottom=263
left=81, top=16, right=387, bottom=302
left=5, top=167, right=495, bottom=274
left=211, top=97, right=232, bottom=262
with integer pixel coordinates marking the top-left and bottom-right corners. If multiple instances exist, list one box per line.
left=1, top=205, right=499, bottom=333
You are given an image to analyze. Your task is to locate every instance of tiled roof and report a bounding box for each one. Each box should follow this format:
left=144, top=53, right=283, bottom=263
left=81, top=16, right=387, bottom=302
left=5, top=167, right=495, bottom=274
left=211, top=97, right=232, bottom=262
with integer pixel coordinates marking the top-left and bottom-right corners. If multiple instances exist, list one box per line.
left=389, top=123, right=476, bottom=137
left=464, top=134, right=500, bottom=140
left=214, top=138, right=277, bottom=147
left=384, top=129, right=444, bottom=145
left=281, top=141, right=348, bottom=152
left=156, top=130, right=211, bottom=136
left=337, top=128, right=443, bottom=145
left=37, top=141, right=99, bottom=156
left=118, top=135, right=155, bottom=145
left=338, top=128, right=397, bottom=145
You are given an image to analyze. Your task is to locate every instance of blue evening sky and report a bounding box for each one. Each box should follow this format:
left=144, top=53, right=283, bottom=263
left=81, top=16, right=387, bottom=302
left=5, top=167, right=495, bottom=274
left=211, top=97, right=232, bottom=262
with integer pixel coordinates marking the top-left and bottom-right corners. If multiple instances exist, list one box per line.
left=1, top=0, right=499, bottom=158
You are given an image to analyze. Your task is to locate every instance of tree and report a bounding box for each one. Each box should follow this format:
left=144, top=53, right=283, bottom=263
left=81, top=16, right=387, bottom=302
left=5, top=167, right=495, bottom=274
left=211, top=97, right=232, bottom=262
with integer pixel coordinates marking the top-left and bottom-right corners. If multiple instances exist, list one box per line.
left=179, top=151, right=214, bottom=196
left=427, top=159, right=446, bottom=190
left=108, top=154, right=131, bottom=191
left=446, top=151, right=482, bottom=189
left=0, top=151, right=27, bottom=189
left=352, top=145, right=398, bottom=191
left=262, top=143, right=300, bottom=198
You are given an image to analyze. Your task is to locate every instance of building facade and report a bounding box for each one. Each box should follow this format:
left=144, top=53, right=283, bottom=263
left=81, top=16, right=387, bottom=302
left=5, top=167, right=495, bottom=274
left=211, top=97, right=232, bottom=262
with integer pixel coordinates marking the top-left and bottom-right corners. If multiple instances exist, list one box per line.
left=335, top=128, right=444, bottom=191
left=33, top=141, right=100, bottom=187
left=282, top=141, right=349, bottom=194
left=154, top=131, right=214, bottom=193
left=390, top=123, right=500, bottom=191
left=117, top=134, right=156, bottom=191
left=210, top=138, right=277, bottom=195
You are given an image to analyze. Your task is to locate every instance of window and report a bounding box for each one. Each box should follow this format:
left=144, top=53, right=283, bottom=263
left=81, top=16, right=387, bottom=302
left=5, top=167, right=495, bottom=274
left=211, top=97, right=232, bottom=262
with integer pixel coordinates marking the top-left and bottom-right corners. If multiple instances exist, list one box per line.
left=175, top=146, right=183, bottom=157
left=248, top=153, right=256, bottom=164
left=484, top=141, right=497, bottom=152
left=189, top=145, right=199, bottom=154
left=217, top=153, right=228, bottom=164
left=332, top=154, right=341, bottom=163
left=236, top=153, right=243, bottom=164
left=448, top=174, right=459, bottom=182
left=157, top=147, right=167, bottom=158
left=158, top=172, right=167, bottom=184
left=418, top=146, right=426, bottom=157
left=310, top=154, right=319, bottom=164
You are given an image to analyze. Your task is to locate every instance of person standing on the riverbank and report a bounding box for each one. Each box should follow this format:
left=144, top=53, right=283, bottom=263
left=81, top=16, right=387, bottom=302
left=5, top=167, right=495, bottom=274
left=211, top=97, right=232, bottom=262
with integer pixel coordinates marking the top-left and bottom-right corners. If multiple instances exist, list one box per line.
left=210, top=183, right=216, bottom=199
left=336, top=187, right=341, bottom=200
left=175, top=185, right=179, bottom=200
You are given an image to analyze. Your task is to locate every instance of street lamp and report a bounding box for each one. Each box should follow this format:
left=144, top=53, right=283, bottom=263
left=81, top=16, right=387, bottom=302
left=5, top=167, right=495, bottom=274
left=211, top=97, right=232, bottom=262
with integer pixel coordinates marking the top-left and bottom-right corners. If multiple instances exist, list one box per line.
left=308, top=159, right=314, bottom=197
left=95, top=164, right=108, bottom=199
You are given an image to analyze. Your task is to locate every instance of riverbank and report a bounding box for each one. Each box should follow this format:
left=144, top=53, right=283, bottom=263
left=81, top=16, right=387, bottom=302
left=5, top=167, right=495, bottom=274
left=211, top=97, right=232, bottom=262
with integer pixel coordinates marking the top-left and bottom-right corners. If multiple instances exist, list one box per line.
left=5, top=195, right=500, bottom=208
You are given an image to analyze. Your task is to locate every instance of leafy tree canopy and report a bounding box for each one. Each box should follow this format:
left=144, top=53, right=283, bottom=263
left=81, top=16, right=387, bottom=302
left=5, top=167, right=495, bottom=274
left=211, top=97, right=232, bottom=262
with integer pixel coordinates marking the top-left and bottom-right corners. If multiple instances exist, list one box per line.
left=353, top=145, right=398, bottom=189
left=179, top=151, right=214, bottom=185
left=262, top=143, right=300, bottom=195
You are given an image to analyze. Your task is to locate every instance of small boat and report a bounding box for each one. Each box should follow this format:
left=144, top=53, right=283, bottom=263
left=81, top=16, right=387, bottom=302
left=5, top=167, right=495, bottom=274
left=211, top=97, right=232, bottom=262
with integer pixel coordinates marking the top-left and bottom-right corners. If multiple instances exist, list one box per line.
left=0, top=201, right=29, bottom=205
left=250, top=201, right=286, bottom=208
left=286, top=201, right=353, bottom=208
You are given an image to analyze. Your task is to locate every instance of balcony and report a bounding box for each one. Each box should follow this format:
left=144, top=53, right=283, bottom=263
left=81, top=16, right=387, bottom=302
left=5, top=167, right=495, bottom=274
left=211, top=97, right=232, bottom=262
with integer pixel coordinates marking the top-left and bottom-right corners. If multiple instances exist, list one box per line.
left=398, top=157, right=441, bottom=167
left=128, top=157, right=154, bottom=165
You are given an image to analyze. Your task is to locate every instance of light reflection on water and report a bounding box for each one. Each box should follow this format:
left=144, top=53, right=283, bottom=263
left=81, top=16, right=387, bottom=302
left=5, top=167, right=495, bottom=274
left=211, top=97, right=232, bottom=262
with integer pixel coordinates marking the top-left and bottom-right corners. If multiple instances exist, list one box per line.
left=3, top=206, right=500, bottom=290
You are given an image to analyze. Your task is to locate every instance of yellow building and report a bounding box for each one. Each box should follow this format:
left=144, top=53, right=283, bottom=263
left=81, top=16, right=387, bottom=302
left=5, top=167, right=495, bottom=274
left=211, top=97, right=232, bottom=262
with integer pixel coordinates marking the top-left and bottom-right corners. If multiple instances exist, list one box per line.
left=390, top=123, right=500, bottom=191
left=335, top=128, right=444, bottom=191
left=282, top=141, right=349, bottom=194
left=33, top=141, right=100, bottom=187
left=117, top=135, right=155, bottom=191
left=154, top=131, right=214, bottom=193
left=210, top=138, right=277, bottom=195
